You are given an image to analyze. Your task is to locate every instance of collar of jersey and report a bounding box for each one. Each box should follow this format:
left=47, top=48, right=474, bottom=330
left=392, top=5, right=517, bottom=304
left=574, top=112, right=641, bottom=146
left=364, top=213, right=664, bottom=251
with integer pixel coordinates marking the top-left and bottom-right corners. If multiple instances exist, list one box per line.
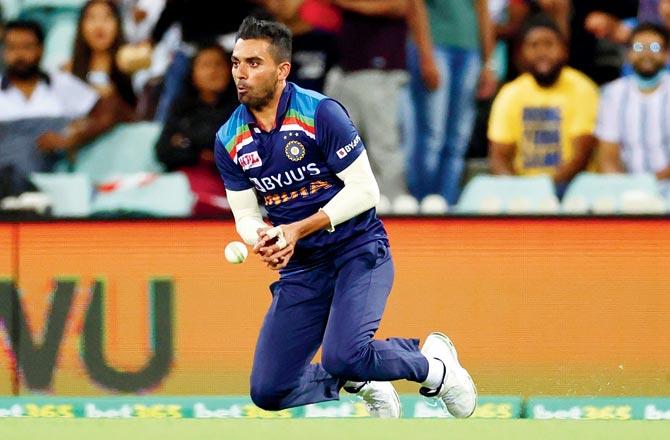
left=240, top=82, right=294, bottom=132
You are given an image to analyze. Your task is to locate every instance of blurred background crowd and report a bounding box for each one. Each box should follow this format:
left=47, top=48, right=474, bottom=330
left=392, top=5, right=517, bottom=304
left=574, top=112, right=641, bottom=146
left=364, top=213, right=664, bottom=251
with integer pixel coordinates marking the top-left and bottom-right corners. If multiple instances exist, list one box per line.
left=1, top=0, right=669, bottom=217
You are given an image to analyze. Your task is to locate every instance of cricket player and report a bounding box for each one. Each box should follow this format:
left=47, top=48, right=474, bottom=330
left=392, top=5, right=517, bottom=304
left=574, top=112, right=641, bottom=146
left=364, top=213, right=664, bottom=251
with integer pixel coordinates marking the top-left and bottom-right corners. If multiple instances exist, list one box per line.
left=215, top=16, right=476, bottom=418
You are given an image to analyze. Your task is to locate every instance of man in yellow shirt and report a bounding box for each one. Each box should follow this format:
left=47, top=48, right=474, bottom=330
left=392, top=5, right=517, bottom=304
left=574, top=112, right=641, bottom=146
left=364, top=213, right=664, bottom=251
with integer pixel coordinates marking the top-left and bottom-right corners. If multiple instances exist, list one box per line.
left=488, top=15, right=599, bottom=192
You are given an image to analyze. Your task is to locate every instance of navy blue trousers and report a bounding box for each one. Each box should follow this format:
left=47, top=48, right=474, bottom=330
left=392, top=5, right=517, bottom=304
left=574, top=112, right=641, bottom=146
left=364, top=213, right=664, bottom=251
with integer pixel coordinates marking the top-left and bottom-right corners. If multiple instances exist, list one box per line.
left=250, top=239, right=429, bottom=411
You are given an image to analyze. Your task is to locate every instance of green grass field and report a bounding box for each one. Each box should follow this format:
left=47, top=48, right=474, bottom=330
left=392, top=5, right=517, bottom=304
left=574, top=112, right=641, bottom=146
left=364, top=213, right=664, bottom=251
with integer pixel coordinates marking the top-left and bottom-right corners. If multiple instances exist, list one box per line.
left=2, top=419, right=669, bottom=440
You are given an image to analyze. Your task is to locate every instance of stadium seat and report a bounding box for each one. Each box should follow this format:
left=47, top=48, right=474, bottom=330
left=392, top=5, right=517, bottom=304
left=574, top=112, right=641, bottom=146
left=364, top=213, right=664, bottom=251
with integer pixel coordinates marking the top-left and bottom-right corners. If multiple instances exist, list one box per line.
left=1, top=0, right=22, bottom=20
left=456, top=175, right=559, bottom=214
left=21, top=0, right=86, bottom=11
left=92, top=172, right=194, bottom=217
left=63, top=122, right=165, bottom=182
left=41, top=12, right=77, bottom=71
left=30, top=172, right=93, bottom=217
left=563, top=173, right=665, bottom=214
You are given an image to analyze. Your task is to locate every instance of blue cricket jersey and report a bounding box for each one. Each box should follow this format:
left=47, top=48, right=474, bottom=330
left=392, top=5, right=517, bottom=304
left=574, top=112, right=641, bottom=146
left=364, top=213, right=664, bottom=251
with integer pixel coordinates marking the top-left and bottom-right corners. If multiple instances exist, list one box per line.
left=214, top=82, right=387, bottom=270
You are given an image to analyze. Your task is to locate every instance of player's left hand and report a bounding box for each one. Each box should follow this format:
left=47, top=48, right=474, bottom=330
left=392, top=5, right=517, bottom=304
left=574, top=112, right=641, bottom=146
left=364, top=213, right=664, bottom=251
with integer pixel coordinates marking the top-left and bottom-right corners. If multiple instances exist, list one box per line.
left=253, top=224, right=300, bottom=270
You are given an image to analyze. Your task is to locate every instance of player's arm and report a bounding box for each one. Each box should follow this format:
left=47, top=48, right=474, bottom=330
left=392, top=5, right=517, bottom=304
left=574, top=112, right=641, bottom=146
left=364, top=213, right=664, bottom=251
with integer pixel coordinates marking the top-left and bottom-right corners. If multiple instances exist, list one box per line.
left=226, top=188, right=269, bottom=246
left=488, top=141, right=516, bottom=175
left=332, top=0, right=408, bottom=18
left=214, top=131, right=269, bottom=246
left=598, top=141, right=625, bottom=174
left=552, top=135, right=596, bottom=184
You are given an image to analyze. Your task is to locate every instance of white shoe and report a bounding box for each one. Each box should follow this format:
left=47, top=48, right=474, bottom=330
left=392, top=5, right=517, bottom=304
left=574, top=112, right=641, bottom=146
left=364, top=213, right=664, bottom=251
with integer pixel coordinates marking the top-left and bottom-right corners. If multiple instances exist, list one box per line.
left=344, top=381, right=401, bottom=418
left=419, top=332, right=477, bottom=418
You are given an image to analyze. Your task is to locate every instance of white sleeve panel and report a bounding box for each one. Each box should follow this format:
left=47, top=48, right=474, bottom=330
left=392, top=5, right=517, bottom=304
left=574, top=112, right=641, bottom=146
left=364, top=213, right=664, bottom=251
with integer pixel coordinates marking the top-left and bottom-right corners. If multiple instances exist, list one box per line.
left=595, top=82, right=623, bottom=144
left=321, top=150, right=380, bottom=231
left=226, top=188, right=268, bottom=245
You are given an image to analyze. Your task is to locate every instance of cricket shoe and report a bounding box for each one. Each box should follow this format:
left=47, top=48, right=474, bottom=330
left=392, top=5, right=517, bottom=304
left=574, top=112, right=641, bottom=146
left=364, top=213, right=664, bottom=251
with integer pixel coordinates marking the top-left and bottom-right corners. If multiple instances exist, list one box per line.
left=419, top=332, right=477, bottom=418
left=344, top=381, right=401, bottom=418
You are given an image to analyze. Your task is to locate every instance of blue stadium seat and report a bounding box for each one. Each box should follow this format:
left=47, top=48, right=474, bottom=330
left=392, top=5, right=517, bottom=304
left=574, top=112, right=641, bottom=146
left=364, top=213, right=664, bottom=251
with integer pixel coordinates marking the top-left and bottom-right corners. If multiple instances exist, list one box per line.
left=456, top=175, right=559, bottom=214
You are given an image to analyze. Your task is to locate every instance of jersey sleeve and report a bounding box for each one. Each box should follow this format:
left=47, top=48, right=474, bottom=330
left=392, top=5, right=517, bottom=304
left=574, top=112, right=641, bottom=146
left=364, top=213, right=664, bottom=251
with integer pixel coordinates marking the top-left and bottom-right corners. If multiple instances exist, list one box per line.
left=214, top=131, right=253, bottom=191
left=315, top=98, right=365, bottom=174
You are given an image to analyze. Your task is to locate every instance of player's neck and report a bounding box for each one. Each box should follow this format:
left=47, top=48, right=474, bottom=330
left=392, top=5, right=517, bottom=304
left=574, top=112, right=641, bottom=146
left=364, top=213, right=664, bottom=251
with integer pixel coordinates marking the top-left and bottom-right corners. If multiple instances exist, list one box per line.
left=250, top=81, right=287, bottom=132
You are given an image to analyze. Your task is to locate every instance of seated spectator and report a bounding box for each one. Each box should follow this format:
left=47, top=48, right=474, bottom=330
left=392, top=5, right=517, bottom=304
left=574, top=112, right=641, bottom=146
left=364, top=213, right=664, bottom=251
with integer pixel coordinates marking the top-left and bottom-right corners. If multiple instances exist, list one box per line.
left=66, top=0, right=137, bottom=119
left=150, top=0, right=263, bottom=122
left=263, top=0, right=338, bottom=93
left=597, top=23, right=670, bottom=182
left=0, top=20, right=118, bottom=195
left=488, top=15, right=599, bottom=195
left=155, top=44, right=238, bottom=216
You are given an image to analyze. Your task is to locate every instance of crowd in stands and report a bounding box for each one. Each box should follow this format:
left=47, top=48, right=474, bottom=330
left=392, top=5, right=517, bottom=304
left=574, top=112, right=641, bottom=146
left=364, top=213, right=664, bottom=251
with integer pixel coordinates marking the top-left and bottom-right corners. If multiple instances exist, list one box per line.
left=0, top=0, right=669, bottom=217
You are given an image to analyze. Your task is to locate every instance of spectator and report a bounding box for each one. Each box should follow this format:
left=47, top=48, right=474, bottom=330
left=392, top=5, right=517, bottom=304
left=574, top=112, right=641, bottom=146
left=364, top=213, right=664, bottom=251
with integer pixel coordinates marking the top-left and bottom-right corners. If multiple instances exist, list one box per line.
left=67, top=0, right=137, bottom=119
left=574, top=0, right=639, bottom=84
left=405, top=0, right=497, bottom=205
left=597, top=23, right=670, bottom=184
left=155, top=44, right=237, bottom=216
left=326, top=0, right=410, bottom=200
left=150, top=0, right=264, bottom=122
left=264, top=0, right=338, bottom=93
left=488, top=15, right=599, bottom=195
left=0, top=20, right=121, bottom=195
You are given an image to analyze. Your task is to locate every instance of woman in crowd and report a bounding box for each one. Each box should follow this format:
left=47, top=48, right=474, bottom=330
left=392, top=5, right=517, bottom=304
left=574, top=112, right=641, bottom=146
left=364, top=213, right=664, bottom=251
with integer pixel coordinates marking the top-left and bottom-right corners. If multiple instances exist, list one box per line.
left=155, top=43, right=238, bottom=216
left=67, top=0, right=137, bottom=120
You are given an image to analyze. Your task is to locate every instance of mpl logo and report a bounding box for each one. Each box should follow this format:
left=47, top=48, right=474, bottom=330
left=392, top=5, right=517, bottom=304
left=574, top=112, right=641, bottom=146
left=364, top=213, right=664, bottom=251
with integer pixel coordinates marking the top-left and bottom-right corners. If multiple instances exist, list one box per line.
left=239, top=152, right=263, bottom=171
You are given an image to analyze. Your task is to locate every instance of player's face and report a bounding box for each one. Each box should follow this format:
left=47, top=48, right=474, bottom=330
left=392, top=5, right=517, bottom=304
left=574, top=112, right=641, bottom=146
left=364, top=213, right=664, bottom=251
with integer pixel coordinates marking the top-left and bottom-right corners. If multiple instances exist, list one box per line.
left=3, top=29, right=43, bottom=80
left=231, top=38, right=288, bottom=110
left=522, top=28, right=567, bottom=87
left=629, top=31, right=669, bottom=79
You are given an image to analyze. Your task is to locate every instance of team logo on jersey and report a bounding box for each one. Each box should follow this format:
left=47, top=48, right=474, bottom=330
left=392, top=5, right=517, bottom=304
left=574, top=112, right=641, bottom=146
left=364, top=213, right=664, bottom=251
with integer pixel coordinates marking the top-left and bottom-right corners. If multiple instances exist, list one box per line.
left=285, top=140, right=306, bottom=162
left=239, top=151, right=263, bottom=170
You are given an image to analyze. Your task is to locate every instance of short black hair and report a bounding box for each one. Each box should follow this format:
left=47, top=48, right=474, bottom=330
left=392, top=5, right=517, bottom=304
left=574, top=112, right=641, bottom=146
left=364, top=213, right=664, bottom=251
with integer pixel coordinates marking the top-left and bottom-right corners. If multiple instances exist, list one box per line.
left=4, top=20, right=45, bottom=45
left=236, top=16, right=292, bottom=63
left=630, top=22, right=670, bottom=48
left=519, top=14, right=565, bottom=46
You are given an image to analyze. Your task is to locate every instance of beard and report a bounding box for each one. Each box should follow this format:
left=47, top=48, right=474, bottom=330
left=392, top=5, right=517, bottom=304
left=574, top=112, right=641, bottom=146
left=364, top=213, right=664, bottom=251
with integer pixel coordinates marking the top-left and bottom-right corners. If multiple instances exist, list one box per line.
left=6, top=62, right=41, bottom=81
left=530, top=63, right=564, bottom=88
left=238, top=80, right=277, bottom=111
left=633, top=62, right=665, bottom=80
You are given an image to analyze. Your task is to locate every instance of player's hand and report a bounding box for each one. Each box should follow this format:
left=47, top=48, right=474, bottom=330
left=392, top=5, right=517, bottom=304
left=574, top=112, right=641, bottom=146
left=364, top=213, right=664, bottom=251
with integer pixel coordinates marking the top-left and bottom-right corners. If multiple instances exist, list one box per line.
left=254, top=224, right=300, bottom=270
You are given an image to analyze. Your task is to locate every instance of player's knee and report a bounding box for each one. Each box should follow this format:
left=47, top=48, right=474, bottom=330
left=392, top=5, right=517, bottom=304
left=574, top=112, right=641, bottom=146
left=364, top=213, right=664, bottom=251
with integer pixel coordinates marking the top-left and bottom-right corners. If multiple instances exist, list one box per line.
left=322, top=346, right=363, bottom=379
left=250, top=383, right=285, bottom=411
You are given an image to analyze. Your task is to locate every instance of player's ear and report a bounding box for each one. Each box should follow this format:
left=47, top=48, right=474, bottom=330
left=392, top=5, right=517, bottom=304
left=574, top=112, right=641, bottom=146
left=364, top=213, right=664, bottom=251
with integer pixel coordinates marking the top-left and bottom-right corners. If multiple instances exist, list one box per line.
left=277, top=61, right=291, bottom=82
